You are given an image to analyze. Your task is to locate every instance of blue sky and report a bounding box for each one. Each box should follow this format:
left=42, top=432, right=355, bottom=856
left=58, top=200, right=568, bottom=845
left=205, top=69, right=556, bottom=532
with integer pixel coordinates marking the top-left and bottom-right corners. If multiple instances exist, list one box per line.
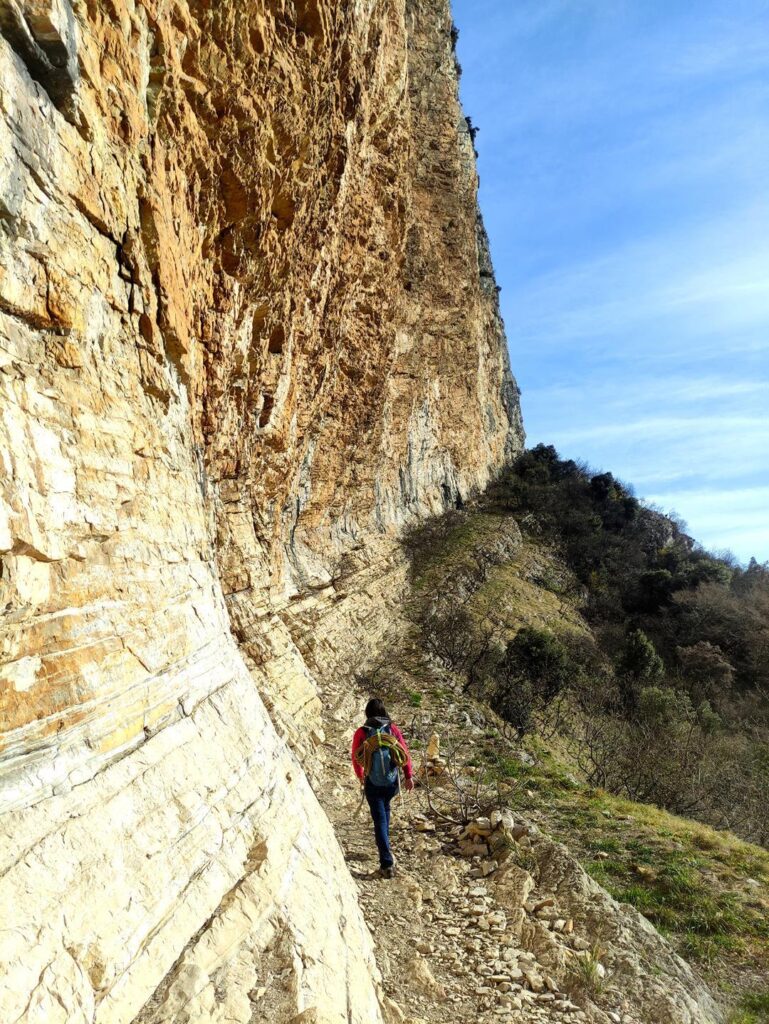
left=452, top=0, right=769, bottom=562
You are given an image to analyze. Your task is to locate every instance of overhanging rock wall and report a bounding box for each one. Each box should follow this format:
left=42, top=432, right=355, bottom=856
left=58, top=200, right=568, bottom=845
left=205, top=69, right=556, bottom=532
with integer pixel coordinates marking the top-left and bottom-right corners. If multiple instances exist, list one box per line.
left=0, top=0, right=523, bottom=1020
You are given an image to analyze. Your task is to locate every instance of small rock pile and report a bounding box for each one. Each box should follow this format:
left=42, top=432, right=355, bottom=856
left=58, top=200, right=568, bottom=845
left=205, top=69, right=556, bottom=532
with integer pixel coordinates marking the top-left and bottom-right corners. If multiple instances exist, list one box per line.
left=450, top=809, right=529, bottom=878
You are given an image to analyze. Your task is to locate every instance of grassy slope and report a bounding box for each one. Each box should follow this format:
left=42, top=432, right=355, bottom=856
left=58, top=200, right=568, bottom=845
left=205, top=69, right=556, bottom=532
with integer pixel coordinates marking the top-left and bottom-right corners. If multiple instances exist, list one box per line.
left=500, top=747, right=769, bottom=1014
left=406, top=509, right=769, bottom=1021
left=409, top=510, right=587, bottom=638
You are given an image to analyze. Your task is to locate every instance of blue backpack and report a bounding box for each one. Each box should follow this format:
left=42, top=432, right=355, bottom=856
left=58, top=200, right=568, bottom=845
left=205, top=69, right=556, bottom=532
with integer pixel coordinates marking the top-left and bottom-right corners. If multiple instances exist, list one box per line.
left=359, top=724, right=405, bottom=786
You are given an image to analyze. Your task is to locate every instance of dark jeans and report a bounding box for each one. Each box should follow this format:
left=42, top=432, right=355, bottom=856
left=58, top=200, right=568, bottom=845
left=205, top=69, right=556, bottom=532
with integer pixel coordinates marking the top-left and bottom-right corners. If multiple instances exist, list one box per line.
left=364, top=778, right=399, bottom=868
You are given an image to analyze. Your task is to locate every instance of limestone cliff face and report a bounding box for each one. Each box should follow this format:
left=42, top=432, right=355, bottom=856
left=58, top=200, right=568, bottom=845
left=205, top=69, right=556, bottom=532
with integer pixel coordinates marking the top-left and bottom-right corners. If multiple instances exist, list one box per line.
left=0, top=0, right=521, bottom=1020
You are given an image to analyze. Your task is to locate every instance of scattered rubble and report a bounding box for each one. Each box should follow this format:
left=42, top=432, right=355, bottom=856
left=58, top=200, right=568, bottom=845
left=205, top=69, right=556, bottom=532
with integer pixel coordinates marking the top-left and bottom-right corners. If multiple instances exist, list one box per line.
left=321, top=702, right=722, bottom=1024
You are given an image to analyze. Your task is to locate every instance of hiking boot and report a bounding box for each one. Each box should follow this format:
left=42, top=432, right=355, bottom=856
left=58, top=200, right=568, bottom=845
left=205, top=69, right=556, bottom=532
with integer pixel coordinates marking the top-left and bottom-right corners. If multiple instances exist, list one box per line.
left=379, top=865, right=395, bottom=879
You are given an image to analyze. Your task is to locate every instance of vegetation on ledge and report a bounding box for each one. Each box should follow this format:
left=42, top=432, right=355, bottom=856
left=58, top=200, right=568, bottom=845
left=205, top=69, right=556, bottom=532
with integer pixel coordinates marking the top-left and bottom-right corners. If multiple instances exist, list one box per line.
left=371, top=634, right=769, bottom=1018
left=405, top=444, right=769, bottom=848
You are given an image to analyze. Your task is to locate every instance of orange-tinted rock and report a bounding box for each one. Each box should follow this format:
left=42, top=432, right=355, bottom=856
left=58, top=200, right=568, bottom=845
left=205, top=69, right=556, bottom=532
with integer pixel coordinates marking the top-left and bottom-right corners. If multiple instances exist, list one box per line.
left=0, top=1, right=521, bottom=1020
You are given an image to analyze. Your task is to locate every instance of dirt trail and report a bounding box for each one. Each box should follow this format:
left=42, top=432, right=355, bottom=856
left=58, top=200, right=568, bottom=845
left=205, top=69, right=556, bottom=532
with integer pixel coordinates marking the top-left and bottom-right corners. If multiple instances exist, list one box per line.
left=315, top=688, right=594, bottom=1024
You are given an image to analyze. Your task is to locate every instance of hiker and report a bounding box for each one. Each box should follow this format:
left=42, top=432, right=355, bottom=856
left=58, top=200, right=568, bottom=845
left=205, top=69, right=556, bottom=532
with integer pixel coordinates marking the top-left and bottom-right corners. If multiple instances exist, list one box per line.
left=351, top=698, right=414, bottom=878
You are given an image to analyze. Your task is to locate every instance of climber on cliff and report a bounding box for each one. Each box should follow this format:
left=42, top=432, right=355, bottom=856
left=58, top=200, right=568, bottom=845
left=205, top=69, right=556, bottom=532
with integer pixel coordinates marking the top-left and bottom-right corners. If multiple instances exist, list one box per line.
left=351, top=698, right=414, bottom=878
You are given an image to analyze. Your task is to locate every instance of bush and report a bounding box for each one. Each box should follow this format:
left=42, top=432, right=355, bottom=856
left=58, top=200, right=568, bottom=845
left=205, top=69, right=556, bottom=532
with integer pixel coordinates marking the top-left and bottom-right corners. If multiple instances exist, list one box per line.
left=421, top=604, right=477, bottom=672
left=420, top=602, right=500, bottom=688
left=492, top=676, right=536, bottom=737
left=676, top=641, right=734, bottom=705
left=574, top=685, right=702, bottom=809
left=491, top=628, right=572, bottom=736
left=628, top=569, right=676, bottom=613
left=616, top=630, right=664, bottom=715
left=506, top=627, right=571, bottom=702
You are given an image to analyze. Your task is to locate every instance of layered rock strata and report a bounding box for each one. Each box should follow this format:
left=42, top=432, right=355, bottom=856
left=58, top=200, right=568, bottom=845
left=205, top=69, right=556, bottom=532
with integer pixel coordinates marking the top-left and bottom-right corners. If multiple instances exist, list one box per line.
left=0, top=0, right=521, bottom=1020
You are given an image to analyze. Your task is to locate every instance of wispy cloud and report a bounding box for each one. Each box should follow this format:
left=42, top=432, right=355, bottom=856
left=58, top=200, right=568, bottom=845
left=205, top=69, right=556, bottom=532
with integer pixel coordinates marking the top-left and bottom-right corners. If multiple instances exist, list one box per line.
left=454, top=0, right=769, bottom=561
left=504, top=205, right=769, bottom=352
left=542, top=418, right=768, bottom=485
left=561, top=416, right=765, bottom=444
left=667, top=26, right=769, bottom=79
left=526, top=372, right=768, bottom=486
left=644, top=486, right=769, bottom=560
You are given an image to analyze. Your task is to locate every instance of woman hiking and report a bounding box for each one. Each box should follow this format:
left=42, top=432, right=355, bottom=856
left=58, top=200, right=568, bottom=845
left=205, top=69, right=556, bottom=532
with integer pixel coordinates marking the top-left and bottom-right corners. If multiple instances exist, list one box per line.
left=351, top=698, right=414, bottom=878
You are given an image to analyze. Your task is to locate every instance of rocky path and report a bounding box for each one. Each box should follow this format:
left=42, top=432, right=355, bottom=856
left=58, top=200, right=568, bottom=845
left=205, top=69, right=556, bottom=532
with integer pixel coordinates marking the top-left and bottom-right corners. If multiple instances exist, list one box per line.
left=315, top=695, right=599, bottom=1024
left=310, top=671, right=723, bottom=1024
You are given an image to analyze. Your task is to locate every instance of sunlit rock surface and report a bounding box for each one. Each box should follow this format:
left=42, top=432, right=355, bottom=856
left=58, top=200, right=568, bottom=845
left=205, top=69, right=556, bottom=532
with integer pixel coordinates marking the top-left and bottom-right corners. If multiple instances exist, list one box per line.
left=0, top=0, right=521, bottom=1019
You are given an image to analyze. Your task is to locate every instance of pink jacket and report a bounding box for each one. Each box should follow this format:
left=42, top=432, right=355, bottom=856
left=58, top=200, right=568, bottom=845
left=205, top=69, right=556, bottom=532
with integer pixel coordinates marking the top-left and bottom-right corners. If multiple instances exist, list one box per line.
left=351, top=722, right=413, bottom=782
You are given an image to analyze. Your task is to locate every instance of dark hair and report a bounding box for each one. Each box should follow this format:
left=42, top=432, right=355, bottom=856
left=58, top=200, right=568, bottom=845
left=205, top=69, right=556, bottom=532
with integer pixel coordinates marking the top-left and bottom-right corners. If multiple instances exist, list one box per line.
left=365, top=698, right=388, bottom=719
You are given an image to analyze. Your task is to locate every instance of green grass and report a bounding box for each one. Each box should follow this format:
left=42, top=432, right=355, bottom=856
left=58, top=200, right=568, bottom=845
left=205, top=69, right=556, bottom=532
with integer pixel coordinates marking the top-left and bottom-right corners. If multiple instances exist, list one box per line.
left=409, top=513, right=501, bottom=593
left=478, top=739, right=769, bottom=983
left=471, top=556, right=587, bottom=641
left=567, top=950, right=606, bottom=997
left=729, top=990, right=769, bottom=1024
left=406, top=513, right=582, bottom=630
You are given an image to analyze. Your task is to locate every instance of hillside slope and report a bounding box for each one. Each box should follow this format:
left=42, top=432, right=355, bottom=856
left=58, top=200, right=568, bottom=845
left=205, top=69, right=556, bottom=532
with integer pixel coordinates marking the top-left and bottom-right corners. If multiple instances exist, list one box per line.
left=396, top=484, right=769, bottom=1020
